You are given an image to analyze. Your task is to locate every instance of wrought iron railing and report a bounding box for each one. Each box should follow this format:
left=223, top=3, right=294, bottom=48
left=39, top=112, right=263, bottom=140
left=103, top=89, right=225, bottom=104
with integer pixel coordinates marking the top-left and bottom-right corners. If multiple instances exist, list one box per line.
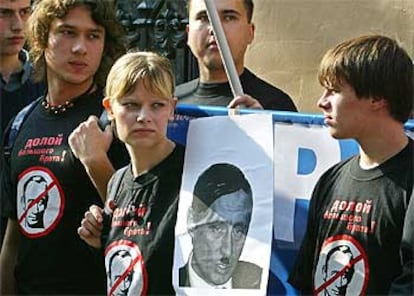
left=115, top=0, right=198, bottom=84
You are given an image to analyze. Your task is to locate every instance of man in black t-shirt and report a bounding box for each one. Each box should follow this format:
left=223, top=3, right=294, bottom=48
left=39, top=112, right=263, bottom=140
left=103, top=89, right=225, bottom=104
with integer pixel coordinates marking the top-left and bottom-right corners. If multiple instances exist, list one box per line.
left=0, top=0, right=45, bottom=251
left=288, top=35, right=413, bottom=295
left=0, top=0, right=128, bottom=294
left=176, top=0, right=297, bottom=111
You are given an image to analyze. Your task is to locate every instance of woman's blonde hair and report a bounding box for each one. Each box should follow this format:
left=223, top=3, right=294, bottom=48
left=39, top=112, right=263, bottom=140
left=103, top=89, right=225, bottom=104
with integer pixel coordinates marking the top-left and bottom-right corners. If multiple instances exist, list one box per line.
left=105, top=51, right=175, bottom=102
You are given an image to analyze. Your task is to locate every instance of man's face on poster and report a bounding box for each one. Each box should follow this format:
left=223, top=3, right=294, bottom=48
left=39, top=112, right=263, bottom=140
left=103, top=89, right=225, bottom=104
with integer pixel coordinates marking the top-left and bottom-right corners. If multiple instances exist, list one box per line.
left=190, top=189, right=252, bottom=286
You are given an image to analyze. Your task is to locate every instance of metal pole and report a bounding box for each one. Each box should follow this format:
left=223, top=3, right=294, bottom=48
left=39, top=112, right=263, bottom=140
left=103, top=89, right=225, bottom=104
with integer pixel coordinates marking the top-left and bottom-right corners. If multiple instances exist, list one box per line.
left=204, top=0, right=244, bottom=98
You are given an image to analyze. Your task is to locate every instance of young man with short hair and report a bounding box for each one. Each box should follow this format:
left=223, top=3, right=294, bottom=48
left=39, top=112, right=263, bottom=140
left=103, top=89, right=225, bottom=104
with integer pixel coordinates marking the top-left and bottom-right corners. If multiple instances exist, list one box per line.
left=289, top=35, right=413, bottom=295
left=176, top=0, right=297, bottom=111
left=0, top=0, right=127, bottom=294
left=0, top=0, right=45, bottom=249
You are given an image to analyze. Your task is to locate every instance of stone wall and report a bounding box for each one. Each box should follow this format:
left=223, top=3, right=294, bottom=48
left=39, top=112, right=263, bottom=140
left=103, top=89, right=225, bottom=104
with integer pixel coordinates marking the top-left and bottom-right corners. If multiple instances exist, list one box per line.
left=245, top=0, right=414, bottom=113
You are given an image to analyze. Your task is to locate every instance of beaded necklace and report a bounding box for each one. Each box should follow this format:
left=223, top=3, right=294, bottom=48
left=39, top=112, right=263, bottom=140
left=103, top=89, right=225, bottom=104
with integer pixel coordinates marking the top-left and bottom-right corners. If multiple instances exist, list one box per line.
left=42, top=83, right=95, bottom=115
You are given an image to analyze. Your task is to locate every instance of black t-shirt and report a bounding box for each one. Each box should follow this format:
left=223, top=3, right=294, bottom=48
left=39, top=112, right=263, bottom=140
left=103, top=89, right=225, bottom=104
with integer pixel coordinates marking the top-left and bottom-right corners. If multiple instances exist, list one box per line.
left=103, top=144, right=184, bottom=295
left=2, top=90, right=129, bottom=294
left=0, top=68, right=45, bottom=250
left=175, top=68, right=298, bottom=111
left=289, top=139, right=413, bottom=295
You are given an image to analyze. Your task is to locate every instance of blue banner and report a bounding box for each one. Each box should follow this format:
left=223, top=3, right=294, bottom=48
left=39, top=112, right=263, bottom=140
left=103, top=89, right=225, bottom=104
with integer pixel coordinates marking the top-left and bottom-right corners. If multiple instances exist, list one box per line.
left=168, top=104, right=414, bottom=295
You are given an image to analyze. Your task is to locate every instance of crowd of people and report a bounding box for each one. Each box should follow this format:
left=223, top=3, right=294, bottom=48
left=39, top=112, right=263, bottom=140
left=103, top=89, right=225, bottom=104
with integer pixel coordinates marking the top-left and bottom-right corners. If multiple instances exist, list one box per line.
left=0, top=0, right=412, bottom=295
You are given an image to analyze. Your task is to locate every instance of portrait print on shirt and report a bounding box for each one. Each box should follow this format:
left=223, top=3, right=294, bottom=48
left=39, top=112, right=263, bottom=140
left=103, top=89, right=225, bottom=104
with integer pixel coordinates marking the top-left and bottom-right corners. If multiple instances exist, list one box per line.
left=314, top=235, right=369, bottom=295
left=17, top=167, right=64, bottom=237
left=105, top=240, right=147, bottom=296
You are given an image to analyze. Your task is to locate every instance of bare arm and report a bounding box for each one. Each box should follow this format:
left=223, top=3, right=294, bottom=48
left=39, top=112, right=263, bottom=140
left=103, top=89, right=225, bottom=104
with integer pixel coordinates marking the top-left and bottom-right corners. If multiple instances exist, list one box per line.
left=69, top=116, right=115, bottom=202
left=0, top=219, right=20, bottom=294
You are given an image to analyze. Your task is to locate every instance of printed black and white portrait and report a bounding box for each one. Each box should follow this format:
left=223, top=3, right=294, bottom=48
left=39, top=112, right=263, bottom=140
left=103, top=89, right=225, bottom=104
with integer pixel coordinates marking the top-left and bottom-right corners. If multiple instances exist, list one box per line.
left=173, top=114, right=274, bottom=295
left=17, top=167, right=64, bottom=237
left=21, top=175, right=49, bottom=229
left=105, top=240, right=147, bottom=296
left=314, top=235, right=368, bottom=295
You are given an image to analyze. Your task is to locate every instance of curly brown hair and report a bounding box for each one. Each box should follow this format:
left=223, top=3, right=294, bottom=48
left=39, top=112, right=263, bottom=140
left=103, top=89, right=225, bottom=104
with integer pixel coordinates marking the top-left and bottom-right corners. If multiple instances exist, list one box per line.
left=28, top=0, right=126, bottom=87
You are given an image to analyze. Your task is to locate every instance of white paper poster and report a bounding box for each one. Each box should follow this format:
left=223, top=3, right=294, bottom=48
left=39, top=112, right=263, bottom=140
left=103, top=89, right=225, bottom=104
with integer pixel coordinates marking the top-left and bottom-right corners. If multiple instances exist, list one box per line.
left=173, top=114, right=274, bottom=296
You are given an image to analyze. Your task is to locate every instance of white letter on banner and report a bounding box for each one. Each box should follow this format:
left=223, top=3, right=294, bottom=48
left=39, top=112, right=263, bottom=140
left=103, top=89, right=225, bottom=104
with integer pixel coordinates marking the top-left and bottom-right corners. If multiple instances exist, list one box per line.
left=273, top=123, right=341, bottom=242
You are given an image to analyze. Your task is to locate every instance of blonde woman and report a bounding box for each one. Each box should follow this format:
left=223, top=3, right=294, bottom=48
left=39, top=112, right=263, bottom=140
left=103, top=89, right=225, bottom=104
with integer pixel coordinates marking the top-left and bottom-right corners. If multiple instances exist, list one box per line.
left=78, top=51, right=184, bottom=295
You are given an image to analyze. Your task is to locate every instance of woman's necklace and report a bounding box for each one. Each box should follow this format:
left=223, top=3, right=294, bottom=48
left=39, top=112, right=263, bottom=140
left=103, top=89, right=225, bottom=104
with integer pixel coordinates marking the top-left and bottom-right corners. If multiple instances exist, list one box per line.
left=42, top=83, right=95, bottom=115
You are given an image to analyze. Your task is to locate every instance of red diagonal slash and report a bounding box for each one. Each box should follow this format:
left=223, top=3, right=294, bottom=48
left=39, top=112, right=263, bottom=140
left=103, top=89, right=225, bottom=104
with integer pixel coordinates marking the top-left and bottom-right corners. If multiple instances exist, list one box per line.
left=314, top=254, right=363, bottom=295
left=18, top=180, right=56, bottom=224
left=109, top=254, right=142, bottom=296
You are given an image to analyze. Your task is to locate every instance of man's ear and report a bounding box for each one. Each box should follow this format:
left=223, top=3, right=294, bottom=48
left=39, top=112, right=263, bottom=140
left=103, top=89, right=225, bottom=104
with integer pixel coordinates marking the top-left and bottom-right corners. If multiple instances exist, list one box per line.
left=248, top=23, right=255, bottom=45
left=369, top=96, right=388, bottom=111
left=102, top=97, right=115, bottom=120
